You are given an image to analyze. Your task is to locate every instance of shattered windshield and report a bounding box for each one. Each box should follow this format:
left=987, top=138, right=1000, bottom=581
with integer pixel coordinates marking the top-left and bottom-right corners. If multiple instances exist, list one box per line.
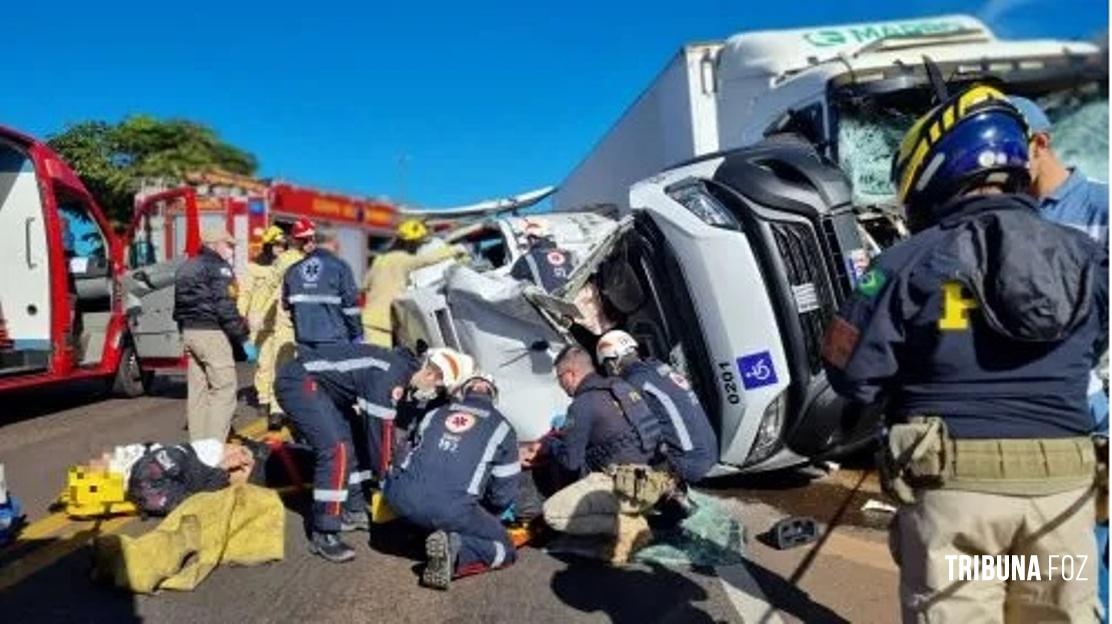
left=836, top=89, right=1109, bottom=207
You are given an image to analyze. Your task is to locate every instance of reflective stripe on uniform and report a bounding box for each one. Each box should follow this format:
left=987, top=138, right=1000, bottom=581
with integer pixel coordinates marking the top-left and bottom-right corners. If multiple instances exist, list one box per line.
left=357, top=397, right=395, bottom=420
left=490, top=462, right=520, bottom=478
left=288, top=294, right=343, bottom=304
left=642, top=382, right=694, bottom=452
left=492, top=540, right=506, bottom=567
left=313, top=489, right=348, bottom=502
left=348, top=470, right=373, bottom=485
left=524, top=252, right=544, bottom=287
left=343, top=307, right=361, bottom=315
left=303, top=357, right=391, bottom=373
left=468, top=421, right=510, bottom=495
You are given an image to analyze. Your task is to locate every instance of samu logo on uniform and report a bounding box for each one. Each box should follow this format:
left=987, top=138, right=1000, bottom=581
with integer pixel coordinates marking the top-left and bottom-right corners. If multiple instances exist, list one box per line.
left=300, top=258, right=323, bottom=283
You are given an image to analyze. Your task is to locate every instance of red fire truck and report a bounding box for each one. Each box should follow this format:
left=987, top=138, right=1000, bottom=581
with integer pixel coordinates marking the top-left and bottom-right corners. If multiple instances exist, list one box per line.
left=138, top=172, right=398, bottom=280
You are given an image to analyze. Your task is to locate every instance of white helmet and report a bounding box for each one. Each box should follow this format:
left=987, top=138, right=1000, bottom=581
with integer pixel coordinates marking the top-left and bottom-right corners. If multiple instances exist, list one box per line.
left=596, top=330, right=639, bottom=372
left=425, top=348, right=475, bottom=392
left=457, top=373, right=498, bottom=401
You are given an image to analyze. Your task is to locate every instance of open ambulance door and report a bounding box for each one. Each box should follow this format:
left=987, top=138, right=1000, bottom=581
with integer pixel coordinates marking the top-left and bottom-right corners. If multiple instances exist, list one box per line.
left=0, top=136, right=53, bottom=380
left=121, top=188, right=200, bottom=369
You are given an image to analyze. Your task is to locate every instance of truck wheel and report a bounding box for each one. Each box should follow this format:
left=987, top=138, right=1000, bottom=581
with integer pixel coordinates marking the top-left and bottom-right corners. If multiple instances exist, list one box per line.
left=112, top=342, right=151, bottom=398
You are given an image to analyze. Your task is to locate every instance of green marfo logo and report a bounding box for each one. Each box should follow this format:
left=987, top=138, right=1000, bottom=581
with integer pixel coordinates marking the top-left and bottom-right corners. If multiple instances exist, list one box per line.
left=803, top=20, right=963, bottom=48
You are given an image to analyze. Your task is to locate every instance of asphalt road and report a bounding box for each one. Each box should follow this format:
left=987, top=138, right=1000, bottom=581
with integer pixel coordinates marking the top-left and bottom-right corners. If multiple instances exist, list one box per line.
left=0, top=370, right=899, bottom=623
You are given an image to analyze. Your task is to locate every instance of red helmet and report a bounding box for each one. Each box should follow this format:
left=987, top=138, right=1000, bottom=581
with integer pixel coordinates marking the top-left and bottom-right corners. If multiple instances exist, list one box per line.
left=291, top=217, right=316, bottom=239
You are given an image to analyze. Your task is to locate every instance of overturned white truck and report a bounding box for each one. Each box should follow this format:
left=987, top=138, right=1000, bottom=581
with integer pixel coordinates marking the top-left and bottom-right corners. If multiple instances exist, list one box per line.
left=396, top=140, right=871, bottom=474
left=396, top=16, right=1107, bottom=475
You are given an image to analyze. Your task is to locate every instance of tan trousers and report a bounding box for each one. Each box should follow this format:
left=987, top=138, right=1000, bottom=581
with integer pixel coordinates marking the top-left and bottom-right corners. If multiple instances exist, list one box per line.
left=262, top=323, right=297, bottom=416
left=542, top=472, right=652, bottom=564
left=183, top=329, right=238, bottom=442
left=892, top=486, right=1100, bottom=623
left=363, top=324, right=392, bottom=348
left=251, top=330, right=275, bottom=406
left=543, top=472, right=620, bottom=535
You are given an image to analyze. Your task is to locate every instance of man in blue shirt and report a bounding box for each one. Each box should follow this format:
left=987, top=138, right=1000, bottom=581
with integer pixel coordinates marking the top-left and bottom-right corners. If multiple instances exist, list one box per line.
left=1011, top=94, right=1110, bottom=624
left=1010, top=95, right=1108, bottom=248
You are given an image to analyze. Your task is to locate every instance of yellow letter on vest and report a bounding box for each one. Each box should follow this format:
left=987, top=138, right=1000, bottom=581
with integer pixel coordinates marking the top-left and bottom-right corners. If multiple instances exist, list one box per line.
left=938, top=281, right=979, bottom=331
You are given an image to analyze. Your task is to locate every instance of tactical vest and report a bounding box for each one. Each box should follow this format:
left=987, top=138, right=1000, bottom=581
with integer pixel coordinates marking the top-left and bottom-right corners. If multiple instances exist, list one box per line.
left=582, top=376, right=664, bottom=471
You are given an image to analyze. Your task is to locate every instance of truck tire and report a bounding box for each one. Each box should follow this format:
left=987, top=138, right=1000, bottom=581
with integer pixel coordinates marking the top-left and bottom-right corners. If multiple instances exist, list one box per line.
left=112, top=341, right=152, bottom=398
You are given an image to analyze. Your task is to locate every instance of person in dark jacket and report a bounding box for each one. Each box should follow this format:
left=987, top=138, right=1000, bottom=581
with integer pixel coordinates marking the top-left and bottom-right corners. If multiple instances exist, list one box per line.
left=274, top=342, right=441, bottom=563
left=283, top=229, right=363, bottom=348
left=595, top=330, right=717, bottom=484
left=383, top=375, right=520, bottom=590
left=173, top=227, right=255, bottom=442
left=822, top=85, right=1107, bottom=622
left=524, top=345, right=666, bottom=564
left=509, top=220, right=573, bottom=293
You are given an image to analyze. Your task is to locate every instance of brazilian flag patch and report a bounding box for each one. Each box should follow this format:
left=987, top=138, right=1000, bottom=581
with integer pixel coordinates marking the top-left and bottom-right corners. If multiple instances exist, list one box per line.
left=856, top=268, right=886, bottom=298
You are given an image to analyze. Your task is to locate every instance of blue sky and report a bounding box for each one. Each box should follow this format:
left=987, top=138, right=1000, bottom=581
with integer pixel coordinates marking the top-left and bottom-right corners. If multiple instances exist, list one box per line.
left=3, top=1, right=1106, bottom=208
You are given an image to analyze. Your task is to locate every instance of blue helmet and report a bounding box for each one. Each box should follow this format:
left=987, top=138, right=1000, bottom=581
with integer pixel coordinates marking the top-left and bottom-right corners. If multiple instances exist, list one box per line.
left=891, top=85, right=1030, bottom=228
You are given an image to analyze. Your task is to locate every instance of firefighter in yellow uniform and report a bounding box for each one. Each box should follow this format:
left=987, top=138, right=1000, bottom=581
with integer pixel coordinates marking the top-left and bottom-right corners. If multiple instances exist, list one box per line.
left=237, top=226, right=287, bottom=420
left=361, top=219, right=469, bottom=347
left=258, top=218, right=315, bottom=430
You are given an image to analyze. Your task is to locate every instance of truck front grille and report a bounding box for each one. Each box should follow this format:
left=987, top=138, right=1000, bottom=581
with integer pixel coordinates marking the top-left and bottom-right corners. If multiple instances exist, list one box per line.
left=770, top=221, right=837, bottom=374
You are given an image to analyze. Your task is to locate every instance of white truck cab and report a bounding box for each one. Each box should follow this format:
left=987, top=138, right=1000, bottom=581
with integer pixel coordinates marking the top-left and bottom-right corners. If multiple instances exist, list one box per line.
left=396, top=139, right=875, bottom=473
left=608, top=140, right=874, bottom=471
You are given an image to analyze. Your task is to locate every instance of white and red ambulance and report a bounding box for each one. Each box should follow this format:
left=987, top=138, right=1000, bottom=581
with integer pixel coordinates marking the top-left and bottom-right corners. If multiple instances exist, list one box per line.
left=0, top=125, right=195, bottom=396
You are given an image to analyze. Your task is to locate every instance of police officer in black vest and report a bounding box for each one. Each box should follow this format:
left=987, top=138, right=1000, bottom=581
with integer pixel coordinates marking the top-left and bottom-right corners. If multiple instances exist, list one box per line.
left=822, top=84, right=1107, bottom=622
left=524, top=345, right=668, bottom=564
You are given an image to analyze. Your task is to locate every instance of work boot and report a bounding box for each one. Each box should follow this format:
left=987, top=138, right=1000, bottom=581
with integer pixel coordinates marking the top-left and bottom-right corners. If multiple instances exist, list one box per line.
left=309, top=531, right=355, bottom=563
left=267, top=410, right=285, bottom=432
left=608, top=513, right=652, bottom=565
left=340, top=509, right=370, bottom=532
left=421, top=530, right=457, bottom=590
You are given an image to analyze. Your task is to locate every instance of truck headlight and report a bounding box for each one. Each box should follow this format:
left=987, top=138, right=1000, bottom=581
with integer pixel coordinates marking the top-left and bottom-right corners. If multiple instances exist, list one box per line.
left=744, top=390, right=786, bottom=466
left=665, top=179, right=739, bottom=229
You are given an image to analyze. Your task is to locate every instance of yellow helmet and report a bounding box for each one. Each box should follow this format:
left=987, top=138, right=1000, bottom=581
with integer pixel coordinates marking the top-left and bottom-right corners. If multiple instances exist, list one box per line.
left=260, top=225, right=286, bottom=245
left=396, top=218, right=429, bottom=243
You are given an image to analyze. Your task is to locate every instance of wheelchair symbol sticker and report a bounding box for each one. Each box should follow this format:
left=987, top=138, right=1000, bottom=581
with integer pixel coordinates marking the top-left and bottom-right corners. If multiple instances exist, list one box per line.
left=736, top=351, right=778, bottom=390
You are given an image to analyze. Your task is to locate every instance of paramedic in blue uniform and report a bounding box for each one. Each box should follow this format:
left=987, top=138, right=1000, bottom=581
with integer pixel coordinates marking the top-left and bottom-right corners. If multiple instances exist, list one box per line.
left=383, top=375, right=520, bottom=590
left=1010, top=93, right=1110, bottom=623
left=275, top=343, right=454, bottom=563
left=283, top=229, right=363, bottom=348
left=595, top=330, right=716, bottom=484
left=509, top=220, right=573, bottom=293
left=821, top=85, right=1106, bottom=622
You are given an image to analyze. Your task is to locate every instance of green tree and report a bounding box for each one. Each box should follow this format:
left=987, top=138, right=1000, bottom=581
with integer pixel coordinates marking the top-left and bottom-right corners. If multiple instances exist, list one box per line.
left=48, top=115, right=258, bottom=224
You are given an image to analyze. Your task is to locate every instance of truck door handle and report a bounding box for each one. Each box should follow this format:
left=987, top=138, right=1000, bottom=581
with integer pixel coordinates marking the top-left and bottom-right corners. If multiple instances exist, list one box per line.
left=25, top=217, right=37, bottom=269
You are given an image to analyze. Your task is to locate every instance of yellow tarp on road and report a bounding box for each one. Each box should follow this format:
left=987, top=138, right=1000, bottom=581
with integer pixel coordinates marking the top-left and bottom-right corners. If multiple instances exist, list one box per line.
left=92, top=484, right=284, bottom=594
